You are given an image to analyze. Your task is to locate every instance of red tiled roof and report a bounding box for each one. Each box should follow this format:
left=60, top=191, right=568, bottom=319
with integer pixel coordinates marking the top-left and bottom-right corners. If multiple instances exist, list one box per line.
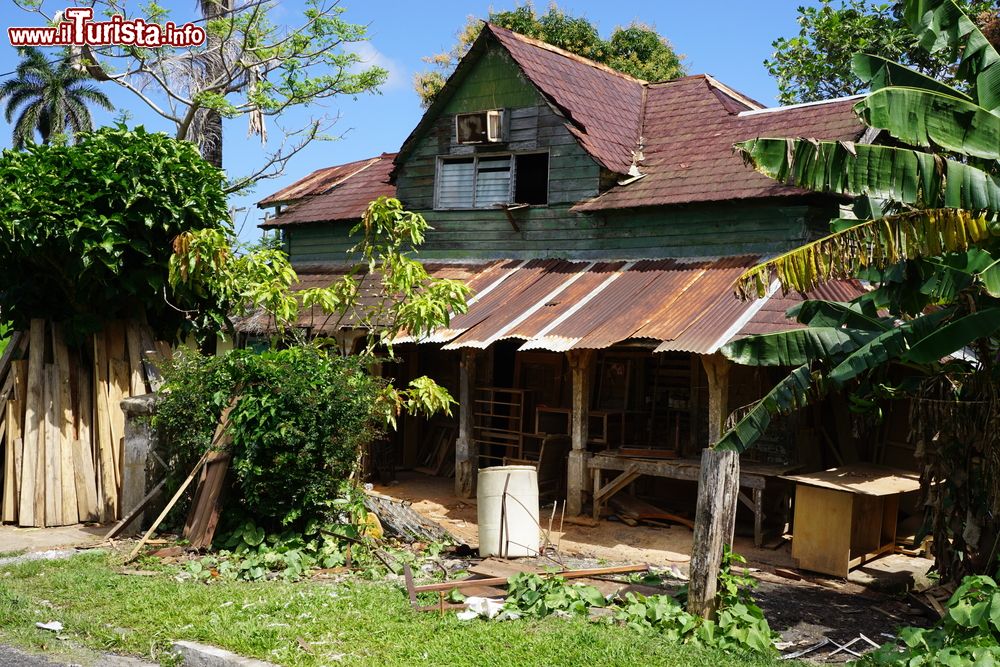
left=574, top=83, right=866, bottom=211
left=260, top=154, right=396, bottom=228
left=487, top=24, right=646, bottom=175
left=258, top=155, right=390, bottom=208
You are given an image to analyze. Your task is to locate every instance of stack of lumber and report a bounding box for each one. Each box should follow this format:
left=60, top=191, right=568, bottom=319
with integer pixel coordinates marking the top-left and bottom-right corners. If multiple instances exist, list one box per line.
left=0, top=318, right=168, bottom=527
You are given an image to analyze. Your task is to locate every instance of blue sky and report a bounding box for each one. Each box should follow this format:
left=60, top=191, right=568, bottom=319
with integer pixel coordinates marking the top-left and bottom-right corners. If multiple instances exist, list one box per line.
left=0, top=1, right=820, bottom=241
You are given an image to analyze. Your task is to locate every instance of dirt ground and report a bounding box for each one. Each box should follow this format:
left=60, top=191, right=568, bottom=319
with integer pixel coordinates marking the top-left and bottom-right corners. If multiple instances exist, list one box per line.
left=374, top=471, right=938, bottom=663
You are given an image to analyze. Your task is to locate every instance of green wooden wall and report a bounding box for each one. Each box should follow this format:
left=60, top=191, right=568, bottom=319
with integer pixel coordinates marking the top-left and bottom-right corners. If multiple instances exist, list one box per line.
left=283, top=39, right=838, bottom=265
left=286, top=201, right=830, bottom=262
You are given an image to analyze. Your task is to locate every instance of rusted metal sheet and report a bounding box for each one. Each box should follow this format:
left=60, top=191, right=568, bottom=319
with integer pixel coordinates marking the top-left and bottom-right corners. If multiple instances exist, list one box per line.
left=258, top=154, right=393, bottom=209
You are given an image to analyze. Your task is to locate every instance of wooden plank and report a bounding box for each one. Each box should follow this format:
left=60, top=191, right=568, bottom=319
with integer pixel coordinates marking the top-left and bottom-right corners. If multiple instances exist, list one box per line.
left=12, top=360, right=27, bottom=403
left=52, top=325, right=78, bottom=523
left=72, top=438, right=99, bottom=522
left=43, top=364, right=63, bottom=526
left=791, top=484, right=853, bottom=578
left=783, top=464, right=921, bottom=496
left=18, top=320, right=45, bottom=527
left=105, top=478, right=165, bottom=539
left=183, top=452, right=231, bottom=549
left=124, top=320, right=145, bottom=397
left=109, top=358, right=129, bottom=490
left=94, top=331, right=118, bottom=522
left=412, top=564, right=649, bottom=593
left=2, top=399, right=18, bottom=522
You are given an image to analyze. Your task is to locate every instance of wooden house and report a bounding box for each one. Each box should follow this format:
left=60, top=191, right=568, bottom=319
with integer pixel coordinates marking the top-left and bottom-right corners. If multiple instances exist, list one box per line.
left=254, top=24, right=874, bottom=540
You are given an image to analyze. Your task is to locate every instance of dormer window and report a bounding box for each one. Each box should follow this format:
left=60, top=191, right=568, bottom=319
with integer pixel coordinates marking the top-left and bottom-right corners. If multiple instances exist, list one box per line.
left=435, top=152, right=548, bottom=210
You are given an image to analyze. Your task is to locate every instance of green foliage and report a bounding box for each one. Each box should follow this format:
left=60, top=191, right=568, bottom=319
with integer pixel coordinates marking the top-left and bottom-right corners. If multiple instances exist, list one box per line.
left=504, top=572, right=607, bottom=617
left=500, top=550, right=776, bottom=656
left=859, top=574, right=1000, bottom=666
left=414, top=4, right=685, bottom=106
left=0, top=46, right=113, bottom=149
left=0, top=126, right=228, bottom=341
left=154, top=346, right=384, bottom=528
left=0, top=322, right=10, bottom=359
left=765, top=0, right=996, bottom=105
left=191, top=520, right=355, bottom=582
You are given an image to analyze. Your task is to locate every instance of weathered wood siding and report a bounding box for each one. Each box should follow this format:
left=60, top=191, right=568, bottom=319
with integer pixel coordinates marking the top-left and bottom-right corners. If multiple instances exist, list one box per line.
left=395, top=47, right=601, bottom=210
left=286, top=201, right=830, bottom=262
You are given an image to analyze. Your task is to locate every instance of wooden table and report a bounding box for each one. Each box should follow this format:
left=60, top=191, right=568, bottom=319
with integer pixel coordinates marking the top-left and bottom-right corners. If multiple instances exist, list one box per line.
left=589, top=451, right=799, bottom=546
left=783, top=464, right=920, bottom=578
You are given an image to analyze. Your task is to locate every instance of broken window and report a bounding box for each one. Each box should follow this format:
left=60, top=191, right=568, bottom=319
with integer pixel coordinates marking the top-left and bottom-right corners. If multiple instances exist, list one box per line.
left=436, top=152, right=549, bottom=209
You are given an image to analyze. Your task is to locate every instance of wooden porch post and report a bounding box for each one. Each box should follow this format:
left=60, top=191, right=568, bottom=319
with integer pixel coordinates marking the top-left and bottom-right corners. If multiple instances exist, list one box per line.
left=454, top=349, right=478, bottom=499
left=688, top=352, right=740, bottom=619
left=566, top=349, right=594, bottom=516
left=702, top=353, right=731, bottom=445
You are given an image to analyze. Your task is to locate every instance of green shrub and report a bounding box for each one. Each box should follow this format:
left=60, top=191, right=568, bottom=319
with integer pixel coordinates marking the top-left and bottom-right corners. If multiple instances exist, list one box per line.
left=859, top=574, right=1000, bottom=666
left=154, top=345, right=385, bottom=528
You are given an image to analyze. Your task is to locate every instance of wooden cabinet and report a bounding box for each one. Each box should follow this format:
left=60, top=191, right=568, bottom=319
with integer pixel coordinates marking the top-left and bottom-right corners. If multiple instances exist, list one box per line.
left=784, top=465, right=920, bottom=578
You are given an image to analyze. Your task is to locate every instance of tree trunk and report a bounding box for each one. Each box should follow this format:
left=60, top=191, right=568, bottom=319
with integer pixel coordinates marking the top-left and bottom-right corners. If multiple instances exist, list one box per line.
left=198, top=0, right=232, bottom=169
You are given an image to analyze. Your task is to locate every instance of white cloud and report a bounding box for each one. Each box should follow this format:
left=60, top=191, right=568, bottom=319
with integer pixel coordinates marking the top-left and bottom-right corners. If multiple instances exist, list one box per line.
left=348, top=41, right=407, bottom=92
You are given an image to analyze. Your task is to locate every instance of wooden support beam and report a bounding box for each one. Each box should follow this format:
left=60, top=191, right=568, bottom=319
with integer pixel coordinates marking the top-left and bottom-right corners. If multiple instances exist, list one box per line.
left=454, top=349, right=477, bottom=499
left=701, top=353, right=731, bottom=446
left=566, top=349, right=594, bottom=516
left=688, top=448, right=740, bottom=619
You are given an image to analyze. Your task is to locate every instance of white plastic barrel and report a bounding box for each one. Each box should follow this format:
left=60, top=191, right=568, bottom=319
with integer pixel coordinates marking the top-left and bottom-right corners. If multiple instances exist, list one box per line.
left=477, top=465, right=540, bottom=558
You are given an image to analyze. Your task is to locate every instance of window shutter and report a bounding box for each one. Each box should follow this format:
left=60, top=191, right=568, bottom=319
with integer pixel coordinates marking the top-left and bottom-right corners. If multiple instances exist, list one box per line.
left=437, top=159, right=474, bottom=209
left=475, top=156, right=511, bottom=207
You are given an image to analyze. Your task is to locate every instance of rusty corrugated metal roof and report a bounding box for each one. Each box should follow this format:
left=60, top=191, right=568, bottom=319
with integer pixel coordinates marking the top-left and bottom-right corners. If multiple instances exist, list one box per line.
left=258, top=155, right=392, bottom=208
left=422, top=256, right=765, bottom=354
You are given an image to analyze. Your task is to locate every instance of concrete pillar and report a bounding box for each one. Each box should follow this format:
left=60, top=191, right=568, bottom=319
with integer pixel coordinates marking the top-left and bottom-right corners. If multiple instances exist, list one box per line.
left=120, top=393, right=160, bottom=535
left=455, top=349, right=478, bottom=498
left=566, top=349, right=594, bottom=516
left=701, top=353, right=731, bottom=446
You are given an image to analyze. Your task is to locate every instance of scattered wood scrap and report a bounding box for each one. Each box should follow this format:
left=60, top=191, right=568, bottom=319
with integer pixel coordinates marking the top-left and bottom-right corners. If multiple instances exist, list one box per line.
left=363, top=490, right=462, bottom=544
left=609, top=495, right=694, bottom=530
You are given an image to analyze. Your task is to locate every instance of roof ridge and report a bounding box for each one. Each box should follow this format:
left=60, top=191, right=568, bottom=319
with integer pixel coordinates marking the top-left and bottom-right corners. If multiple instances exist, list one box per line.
left=738, top=94, right=866, bottom=117
left=705, top=75, right=765, bottom=111
left=485, top=22, right=648, bottom=84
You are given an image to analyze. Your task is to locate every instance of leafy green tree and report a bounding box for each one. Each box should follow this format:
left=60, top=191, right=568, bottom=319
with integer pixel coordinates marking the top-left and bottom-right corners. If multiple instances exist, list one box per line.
left=16, top=0, right=387, bottom=192
left=0, top=47, right=113, bottom=149
left=414, top=4, right=685, bottom=107
left=721, top=0, right=1000, bottom=579
left=766, top=0, right=997, bottom=105
left=0, top=126, right=229, bottom=341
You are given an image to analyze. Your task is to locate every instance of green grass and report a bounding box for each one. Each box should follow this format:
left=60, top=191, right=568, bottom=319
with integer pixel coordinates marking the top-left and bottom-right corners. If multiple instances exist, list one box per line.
left=0, top=552, right=790, bottom=667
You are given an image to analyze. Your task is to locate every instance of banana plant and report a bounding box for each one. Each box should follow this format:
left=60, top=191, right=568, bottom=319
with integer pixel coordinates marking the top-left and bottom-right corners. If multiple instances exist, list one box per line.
left=715, top=0, right=1000, bottom=453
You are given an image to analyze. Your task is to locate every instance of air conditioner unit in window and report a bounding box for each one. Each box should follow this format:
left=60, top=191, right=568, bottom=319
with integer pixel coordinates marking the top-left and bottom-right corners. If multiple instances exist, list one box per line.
left=455, top=109, right=504, bottom=144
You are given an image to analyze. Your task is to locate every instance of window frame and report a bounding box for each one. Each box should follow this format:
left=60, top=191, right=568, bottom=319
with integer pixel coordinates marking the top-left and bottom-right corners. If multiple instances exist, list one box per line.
left=434, top=151, right=550, bottom=211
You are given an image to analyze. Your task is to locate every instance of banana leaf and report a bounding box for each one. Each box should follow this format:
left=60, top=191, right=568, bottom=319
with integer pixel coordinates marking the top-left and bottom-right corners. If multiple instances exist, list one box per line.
left=979, top=259, right=1000, bottom=297
left=721, top=327, right=877, bottom=367
left=903, top=0, right=1000, bottom=113
left=735, top=209, right=994, bottom=298
left=788, top=299, right=891, bottom=331
left=903, top=307, right=1000, bottom=363
left=714, top=364, right=818, bottom=453
left=852, top=53, right=972, bottom=101
left=858, top=88, right=1000, bottom=159
left=735, top=138, right=1000, bottom=210
left=826, top=307, right=954, bottom=386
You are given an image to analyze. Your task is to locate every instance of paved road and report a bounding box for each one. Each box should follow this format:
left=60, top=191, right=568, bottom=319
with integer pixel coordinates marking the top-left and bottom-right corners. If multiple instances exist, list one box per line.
left=0, top=646, right=60, bottom=667
left=0, top=645, right=154, bottom=667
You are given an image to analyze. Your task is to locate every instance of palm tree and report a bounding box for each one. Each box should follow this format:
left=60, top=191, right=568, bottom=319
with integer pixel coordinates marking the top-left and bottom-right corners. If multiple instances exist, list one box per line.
left=0, top=47, right=113, bottom=149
